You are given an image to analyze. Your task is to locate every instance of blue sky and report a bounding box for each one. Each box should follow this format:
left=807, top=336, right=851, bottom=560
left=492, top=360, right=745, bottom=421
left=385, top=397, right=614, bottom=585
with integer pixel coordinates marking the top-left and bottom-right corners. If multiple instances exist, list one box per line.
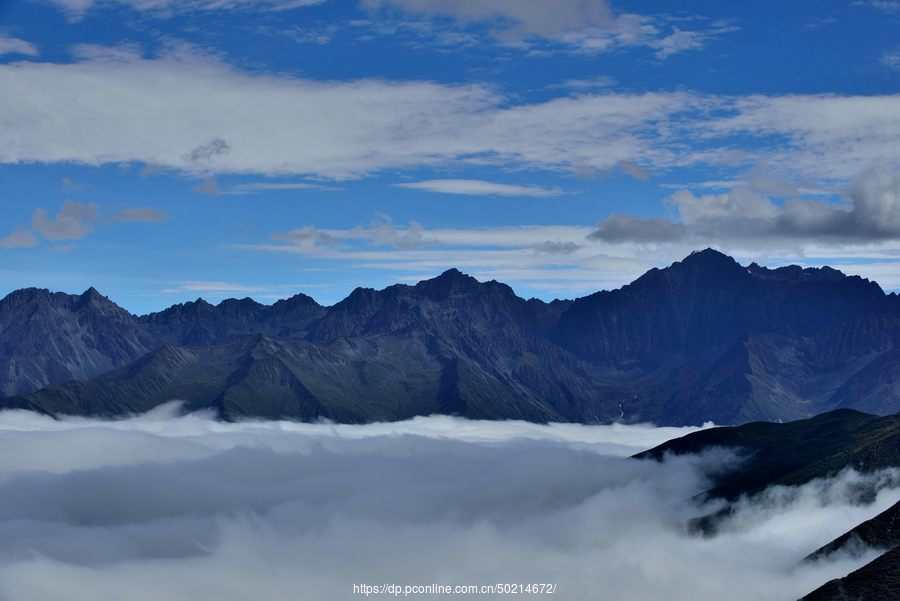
left=1, top=0, right=899, bottom=313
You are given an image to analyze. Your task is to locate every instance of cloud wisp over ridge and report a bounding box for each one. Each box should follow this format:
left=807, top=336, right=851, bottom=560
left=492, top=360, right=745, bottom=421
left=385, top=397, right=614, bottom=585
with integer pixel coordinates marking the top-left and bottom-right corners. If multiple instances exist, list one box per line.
left=0, top=406, right=896, bottom=601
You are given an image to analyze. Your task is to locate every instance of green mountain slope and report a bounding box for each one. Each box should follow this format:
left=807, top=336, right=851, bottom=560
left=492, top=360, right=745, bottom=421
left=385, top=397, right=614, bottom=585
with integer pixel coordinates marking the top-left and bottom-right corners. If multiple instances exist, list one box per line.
left=635, top=409, right=900, bottom=500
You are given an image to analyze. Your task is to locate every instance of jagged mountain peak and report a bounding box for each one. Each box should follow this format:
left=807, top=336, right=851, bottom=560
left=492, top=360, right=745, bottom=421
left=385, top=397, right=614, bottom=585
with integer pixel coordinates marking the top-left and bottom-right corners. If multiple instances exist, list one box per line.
left=216, top=297, right=261, bottom=309
left=672, top=247, right=744, bottom=275
left=5, top=249, right=900, bottom=425
left=415, top=269, right=481, bottom=298
left=746, top=262, right=848, bottom=282
left=687, top=247, right=732, bottom=261
left=74, top=286, right=128, bottom=314
left=414, top=269, right=522, bottom=302
left=0, top=285, right=131, bottom=319
left=271, top=292, right=321, bottom=309
left=0, top=287, right=54, bottom=308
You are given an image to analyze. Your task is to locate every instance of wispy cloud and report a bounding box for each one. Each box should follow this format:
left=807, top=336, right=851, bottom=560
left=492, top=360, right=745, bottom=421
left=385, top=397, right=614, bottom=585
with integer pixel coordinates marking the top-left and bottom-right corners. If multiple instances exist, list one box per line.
left=48, top=0, right=325, bottom=19
left=109, top=207, right=170, bottom=223
left=1, top=201, right=168, bottom=252
left=239, top=218, right=650, bottom=295
left=31, top=201, right=99, bottom=241
left=862, top=0, right=900, bottom=12
left=0, top=36, right=38, bottom=57
left=161, top=281, right=275, bottom=295
left=0, top=227, right=38, bottom=249
left=362, top=0, right=614, bottom=39
left=705, top=94, right=900, bottom=181
left=223, top=181, right=327, bottom=195
left=394, top=179, right=563, bottom=197
left=883, top=49, right=900, bottom=71
left=361, top=1, right=735, bottom=60
left=193, top=178, right=221, bottom=197
left=547, top=76, right=617, bottom=91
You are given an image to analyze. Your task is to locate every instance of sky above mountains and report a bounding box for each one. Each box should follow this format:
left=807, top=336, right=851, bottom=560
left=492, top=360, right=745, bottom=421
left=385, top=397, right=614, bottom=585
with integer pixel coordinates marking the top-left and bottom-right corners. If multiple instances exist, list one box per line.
left=1, top=0, right=899, bottom=312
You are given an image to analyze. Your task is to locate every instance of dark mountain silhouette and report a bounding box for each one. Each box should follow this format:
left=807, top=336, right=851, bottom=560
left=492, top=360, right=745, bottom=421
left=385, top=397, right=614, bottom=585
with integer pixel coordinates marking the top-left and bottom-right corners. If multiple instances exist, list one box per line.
left=636, top=410, right=900, bottom=601
left=4, top=249, right=900, bottom=423
left=799, top=500, right=900, bottom=601
left=635, top=409, right=900, bottom=500
left=800, top=546, right=900, bottom=601
left=806, top=500, right=900, bottom=562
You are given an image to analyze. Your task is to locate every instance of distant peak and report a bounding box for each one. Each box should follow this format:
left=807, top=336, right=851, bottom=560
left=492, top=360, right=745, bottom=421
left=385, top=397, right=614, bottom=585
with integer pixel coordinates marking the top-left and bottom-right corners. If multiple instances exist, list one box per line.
left=73, top=286, right=132, bottom=317
left=276, top=292, right=319, bottom=305
left=77, top=286, right=110, bottom=306
left=675, top=248, right=742, bottom=272
left=686, top=248, right=731, bottom=262
left=415, top=268, right=480, bottom=296
left=437, top=268, right=468, bottom=279
left=216, top=297, right=263, bottom=309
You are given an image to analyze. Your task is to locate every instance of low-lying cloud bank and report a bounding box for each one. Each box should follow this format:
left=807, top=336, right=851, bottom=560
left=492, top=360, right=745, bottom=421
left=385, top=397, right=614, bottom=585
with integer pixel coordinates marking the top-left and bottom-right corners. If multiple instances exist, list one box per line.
left=0, top=405, right=896, bottom=601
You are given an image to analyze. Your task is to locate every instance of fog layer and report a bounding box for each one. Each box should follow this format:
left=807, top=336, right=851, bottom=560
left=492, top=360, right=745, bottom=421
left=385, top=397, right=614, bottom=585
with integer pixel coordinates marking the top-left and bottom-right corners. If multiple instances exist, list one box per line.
left=0, top=404, right=895, bottom=601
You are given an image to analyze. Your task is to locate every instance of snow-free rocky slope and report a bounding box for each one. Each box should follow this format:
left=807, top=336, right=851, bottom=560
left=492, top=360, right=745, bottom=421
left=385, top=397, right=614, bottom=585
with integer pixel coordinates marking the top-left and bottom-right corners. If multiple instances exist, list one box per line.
left=5, top=250, right=900, bottom=424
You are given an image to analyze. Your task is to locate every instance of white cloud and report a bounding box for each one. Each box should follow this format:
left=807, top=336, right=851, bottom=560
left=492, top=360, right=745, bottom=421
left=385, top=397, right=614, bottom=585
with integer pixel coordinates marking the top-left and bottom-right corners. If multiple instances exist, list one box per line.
left=262, top=221, right=597, bottom=252
left=863, top=0, right=900, bottom=12
left=31, top=200, right=99, bottom=241
left=0, top=227, right=38, bottom=249
left=361, top=0, right=614, bottom=38
left=161, top=281, right=274, bottom=294
left=394, top=179, right=562, bottom=197
left=70, top=43, right=144, bottom=62
left=0, top=406, right=895, bottom=601
left=707, top=94, right=900, bottom=181
left=0, top=36, right=38, bottom=57
left=548, top=76, right=617, bottom=91
left=48, top=0, right=325, bottom=18
left=223, top=182, right=327, bottom=195
left=361, top=1, right=733, bottom=59
left=3, top=54, right=898, bottom=186
left=652, top=28, right=708, bottom=59
left=0, top=52, right=704, bottom=179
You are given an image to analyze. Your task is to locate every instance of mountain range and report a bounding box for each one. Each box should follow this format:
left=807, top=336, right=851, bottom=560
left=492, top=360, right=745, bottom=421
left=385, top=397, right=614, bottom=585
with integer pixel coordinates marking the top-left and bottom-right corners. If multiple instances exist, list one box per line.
left=4, top=248, right=900, bottom=424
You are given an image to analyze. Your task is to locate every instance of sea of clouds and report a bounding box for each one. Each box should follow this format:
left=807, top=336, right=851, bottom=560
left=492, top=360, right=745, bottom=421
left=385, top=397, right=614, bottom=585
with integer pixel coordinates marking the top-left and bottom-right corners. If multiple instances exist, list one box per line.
left=0, top=402, right=896, bottom=601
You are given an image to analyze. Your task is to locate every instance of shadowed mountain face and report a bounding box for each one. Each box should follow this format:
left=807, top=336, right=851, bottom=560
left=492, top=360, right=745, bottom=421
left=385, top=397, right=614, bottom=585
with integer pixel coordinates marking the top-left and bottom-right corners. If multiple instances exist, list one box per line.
left=4, top=249, right=900, bottom=423
left=636, top=410, right=900, bottom=601
left=800, top=500, right=900, bottom=601
left=800, top=546, right=900, bottom=601
left=806, top=500, right=900, bottom=562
